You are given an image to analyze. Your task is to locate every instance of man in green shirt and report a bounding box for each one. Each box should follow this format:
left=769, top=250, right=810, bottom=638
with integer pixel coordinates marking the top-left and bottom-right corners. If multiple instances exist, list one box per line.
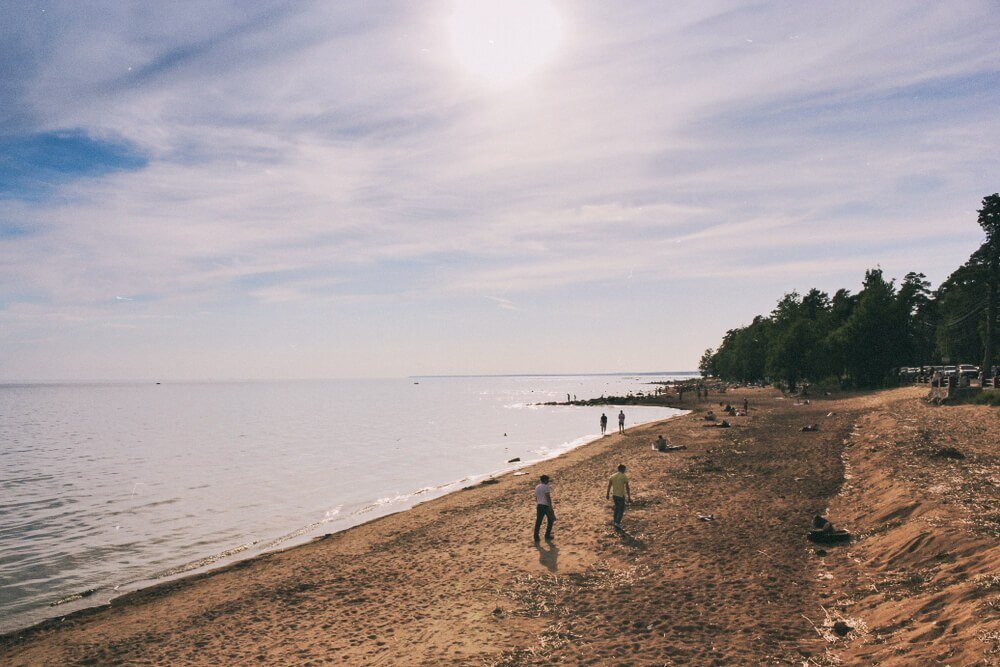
left=606, top=464, right=631, bottom=529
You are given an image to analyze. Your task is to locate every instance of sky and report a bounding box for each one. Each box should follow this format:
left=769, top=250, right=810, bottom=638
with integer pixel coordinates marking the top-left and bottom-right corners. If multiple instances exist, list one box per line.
left=1, top=1, right=998, bottom=380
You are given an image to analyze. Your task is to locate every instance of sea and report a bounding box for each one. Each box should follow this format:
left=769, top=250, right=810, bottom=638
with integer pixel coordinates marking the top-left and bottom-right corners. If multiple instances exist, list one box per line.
left=0, top=374, right=691, bottom=633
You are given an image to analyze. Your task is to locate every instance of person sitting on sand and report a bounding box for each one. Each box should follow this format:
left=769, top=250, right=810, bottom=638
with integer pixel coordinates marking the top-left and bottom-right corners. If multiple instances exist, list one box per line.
left=704, top=410, right=716, bottom=421
left=801, top=424, right=818, bottom=432
left=718, top=420, right=730, bottom=428
left=655, top=435, right=667, bottom=451
left=606, top=464, right=631, bottom=529
left=533, top=475, right=555, bottom=542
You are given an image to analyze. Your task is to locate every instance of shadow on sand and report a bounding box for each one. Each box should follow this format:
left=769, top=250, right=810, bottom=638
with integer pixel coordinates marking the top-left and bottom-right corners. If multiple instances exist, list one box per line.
left=535, top=541, right=559, bottom=572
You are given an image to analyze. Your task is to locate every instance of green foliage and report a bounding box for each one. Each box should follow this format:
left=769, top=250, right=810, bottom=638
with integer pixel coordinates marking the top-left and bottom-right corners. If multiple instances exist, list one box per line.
left=977, top=194, right=1000, bottom=372
left=978, top=193, right=1000, bottom=242
left=838, top=269, right=909, bottom=387
left=710, top=270, right=918, bottom=388
left=711, top=316, right=770, bottom=383
left=707, top=193, right=1000, bottom=388
left=898, top=272, right=936, bottom=362
left=934, top=243, right=990, bottom=364
left=973, top=389, right=1000, bottom=406
left=699, top=348, right=715, bottom=378
left=763, top=290, right=829, bottom=391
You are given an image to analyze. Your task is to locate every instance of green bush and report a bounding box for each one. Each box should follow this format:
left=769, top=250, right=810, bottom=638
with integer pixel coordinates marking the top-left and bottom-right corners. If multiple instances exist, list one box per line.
left=810, top=376, right=844, bottom=394
left=974, top=389, right=1000, bottom=406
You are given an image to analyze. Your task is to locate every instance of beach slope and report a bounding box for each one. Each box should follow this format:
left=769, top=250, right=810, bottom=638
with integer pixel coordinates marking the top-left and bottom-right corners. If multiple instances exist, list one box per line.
left=1, top=387, right=996, bottom=665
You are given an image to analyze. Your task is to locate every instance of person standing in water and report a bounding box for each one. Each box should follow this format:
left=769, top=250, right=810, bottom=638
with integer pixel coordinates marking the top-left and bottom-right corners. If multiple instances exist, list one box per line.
left=618, top=410, right=626, bottom=434
left=533, top=475, right=555, bottom=542
left=606, top=464, right=631, bottom=529
left=600, top=413, right=608, bottom=435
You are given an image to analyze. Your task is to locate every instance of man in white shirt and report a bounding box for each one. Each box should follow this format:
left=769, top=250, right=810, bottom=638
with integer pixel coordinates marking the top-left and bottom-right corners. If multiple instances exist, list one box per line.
left=533, top=475, right=555, bottom=542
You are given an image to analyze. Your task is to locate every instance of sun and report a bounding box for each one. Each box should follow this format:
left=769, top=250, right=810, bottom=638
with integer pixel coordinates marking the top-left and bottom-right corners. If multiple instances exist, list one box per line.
left=446, top=0, right=563, bottom=87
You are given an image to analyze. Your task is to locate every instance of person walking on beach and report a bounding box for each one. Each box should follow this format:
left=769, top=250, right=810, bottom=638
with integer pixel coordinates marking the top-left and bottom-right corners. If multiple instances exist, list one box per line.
left=600, top=413, right=608, bottom=435
left=606, top=464, right=631, bottom=529
left=618, top=410, right=625, bottom=434
left=533, top=475, right=555, bottom=542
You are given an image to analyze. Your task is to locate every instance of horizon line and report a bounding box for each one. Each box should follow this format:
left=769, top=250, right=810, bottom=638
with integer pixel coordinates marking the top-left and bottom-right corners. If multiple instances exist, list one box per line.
left=408, top=371, right=699, bottom=379
left=0, top=371, right=700, bottom=385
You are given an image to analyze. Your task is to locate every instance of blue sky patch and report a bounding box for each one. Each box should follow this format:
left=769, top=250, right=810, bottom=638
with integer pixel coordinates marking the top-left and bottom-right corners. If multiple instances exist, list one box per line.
left=0, top=220, right=30, bottom=239
left=0, top=130, right=147, bottom=200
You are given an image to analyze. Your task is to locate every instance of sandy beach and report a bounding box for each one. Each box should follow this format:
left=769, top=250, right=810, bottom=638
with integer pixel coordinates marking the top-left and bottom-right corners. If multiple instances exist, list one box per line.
left=1, top=386, right=996, bottom=666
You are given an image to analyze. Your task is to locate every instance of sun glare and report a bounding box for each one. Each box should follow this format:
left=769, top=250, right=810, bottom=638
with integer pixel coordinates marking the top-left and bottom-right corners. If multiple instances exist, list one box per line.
left=447, top=0, right=563, bottom=86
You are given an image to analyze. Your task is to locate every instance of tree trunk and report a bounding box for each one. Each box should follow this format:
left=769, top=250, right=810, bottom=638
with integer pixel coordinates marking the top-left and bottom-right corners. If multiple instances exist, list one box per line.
left=984, top=257, right=997, bottom=378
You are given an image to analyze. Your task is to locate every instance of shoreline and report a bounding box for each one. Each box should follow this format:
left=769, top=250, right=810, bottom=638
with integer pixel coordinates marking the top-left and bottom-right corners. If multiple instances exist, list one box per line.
left=2, top=386, right=995, bottom=665
left=1, top=404, right=685, bottom=639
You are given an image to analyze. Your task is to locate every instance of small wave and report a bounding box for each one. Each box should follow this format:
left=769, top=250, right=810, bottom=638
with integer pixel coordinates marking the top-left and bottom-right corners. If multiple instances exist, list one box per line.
left=135, top=497, right=181, bottom=510
left=145, top=503, right=348, bottom=582
left=49, top=588, right=97, bottom=607
left=356, top=493, right=413, bottom=514
left=2, top=473, right=56, bottom=488
left=150, top=541, right=260, bottom=579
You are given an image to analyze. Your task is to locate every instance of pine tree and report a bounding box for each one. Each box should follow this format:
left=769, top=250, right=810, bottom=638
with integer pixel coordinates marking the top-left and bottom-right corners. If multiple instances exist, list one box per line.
left=979, top=194, right=1000, bottom=374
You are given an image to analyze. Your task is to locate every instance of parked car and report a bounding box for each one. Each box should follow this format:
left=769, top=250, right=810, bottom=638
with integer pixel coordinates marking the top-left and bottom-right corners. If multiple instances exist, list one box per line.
left=959, top=364, right=980, bottom=379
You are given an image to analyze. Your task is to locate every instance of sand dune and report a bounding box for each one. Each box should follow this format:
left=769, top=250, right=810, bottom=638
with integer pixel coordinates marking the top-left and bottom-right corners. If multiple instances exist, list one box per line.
left=819, top=388, right=999, bottom=666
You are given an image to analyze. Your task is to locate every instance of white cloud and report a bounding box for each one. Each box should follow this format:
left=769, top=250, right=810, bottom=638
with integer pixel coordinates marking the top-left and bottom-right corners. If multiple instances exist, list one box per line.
left=1, top=1, right=998, bottom=378
left=486, top=296, right=518, bottom=311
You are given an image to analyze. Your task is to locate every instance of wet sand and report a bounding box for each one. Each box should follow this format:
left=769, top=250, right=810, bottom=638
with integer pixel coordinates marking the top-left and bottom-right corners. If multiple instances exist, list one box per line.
left=1, top=387, right=996, bottom=665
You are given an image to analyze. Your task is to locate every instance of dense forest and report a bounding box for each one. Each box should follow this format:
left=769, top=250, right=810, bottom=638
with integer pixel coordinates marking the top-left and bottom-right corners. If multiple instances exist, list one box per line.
left=702, top=193, right=1000, bottom=390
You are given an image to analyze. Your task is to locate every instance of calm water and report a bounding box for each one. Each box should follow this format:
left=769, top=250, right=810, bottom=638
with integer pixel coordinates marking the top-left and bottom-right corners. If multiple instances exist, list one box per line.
left=0, top=375, right=689, bottom=632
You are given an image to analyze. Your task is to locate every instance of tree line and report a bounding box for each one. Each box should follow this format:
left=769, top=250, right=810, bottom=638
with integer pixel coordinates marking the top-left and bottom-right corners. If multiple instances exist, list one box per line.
left=701, top=193, right=1000, bottom=390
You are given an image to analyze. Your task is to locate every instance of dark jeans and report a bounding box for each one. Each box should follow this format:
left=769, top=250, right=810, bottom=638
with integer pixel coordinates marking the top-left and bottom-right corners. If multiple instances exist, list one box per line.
left=534, top=504, right=555, bottom=539
left=612, top=496, right=626, bottom=525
